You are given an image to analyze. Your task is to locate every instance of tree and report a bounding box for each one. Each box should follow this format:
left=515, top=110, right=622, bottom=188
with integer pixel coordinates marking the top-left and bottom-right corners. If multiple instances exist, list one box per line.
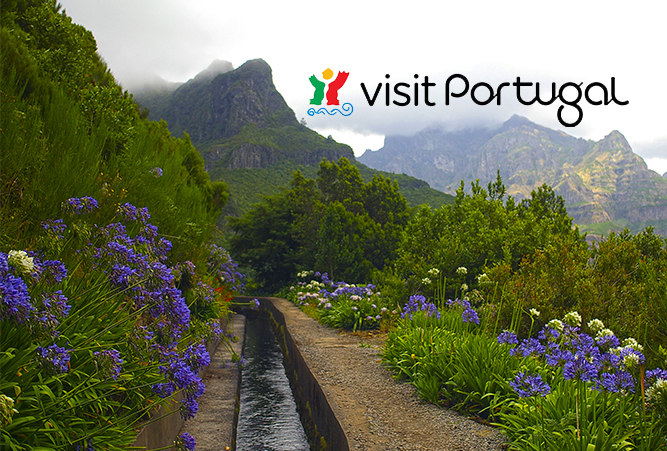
left=229, top=157, right=412, bottom=290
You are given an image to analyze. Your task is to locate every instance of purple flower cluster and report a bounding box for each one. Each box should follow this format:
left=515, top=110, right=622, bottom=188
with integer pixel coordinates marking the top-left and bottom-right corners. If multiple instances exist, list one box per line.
left=325, top=282, right=376, bottom=300
left=116, top=202, right=151, bottom=223
left=152, top=346, right=207, bottom=420
left=93, top=349, right=123, bottom=380
left=150, top=167, right=163, bottom=178
left=41, top=218, right=67, bottom=239
left=36, top=343, right=71, bottom=375
left=445, top=298, right=480, bottom=325
left=208, top=244, right=245, bottom=292
left=402, top=294, right=440, bottom=320
left=497, top=330, right=519, bottom=345
left=84, top=204, right=191, bottom=346
left=510, top=371, right=551, bottom=397
left=62, top=196, right=98, bottom=215
left=175, top=432, right=196, bottom=451
left=499, top=317, right=647, bottom=394
left=511, top=338, right=546, bottom=358
left=184, top=343, right=211, bottom=370
left=599, top=371, right=635, bottom=393
left=0, top=254, right=33, bottom=323
left=0, top=252, right=71, bottom=334
left=646, top=368, right=667, bottom=384
left=37, top=258, right=68, bottom=284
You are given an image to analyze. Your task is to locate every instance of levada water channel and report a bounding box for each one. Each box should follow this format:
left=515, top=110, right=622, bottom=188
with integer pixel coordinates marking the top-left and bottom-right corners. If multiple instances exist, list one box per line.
left=235, top=314, right=310, bottom=450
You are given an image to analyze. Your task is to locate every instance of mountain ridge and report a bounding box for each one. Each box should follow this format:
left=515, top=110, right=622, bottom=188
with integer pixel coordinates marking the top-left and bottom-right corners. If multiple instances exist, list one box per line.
left=133, top=59, right=454, bottom=214
left=359, top=116, right=667, bottom=236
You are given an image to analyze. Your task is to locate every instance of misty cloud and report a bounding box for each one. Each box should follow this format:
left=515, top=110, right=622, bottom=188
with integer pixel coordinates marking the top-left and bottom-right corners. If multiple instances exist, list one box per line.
left=57, top=0, right=667, bottom=172
left=633, top=138, right=667, bottom=159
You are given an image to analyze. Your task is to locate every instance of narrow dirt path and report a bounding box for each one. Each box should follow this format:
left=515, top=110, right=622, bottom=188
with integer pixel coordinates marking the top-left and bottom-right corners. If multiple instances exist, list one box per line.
left=264, top=297, right=507, bottom=451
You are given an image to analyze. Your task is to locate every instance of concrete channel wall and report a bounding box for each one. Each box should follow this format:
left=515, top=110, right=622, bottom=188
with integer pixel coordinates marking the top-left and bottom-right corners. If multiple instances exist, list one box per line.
left=132, top=297, right=348, bottom=451
left=254, top=296, right=350, bottom=451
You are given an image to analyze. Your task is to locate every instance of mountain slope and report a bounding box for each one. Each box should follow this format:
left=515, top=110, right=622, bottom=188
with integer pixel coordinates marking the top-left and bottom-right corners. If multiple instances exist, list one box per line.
left=359, top=116, right=667, bottom=235
left=134, top=59, right=453, bottom=213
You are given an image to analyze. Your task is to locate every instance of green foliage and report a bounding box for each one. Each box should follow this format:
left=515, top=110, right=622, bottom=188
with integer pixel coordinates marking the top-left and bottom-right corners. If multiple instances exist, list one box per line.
left=211, top=159, right=453, bottom=224
left=485, top=227, right=667, bottom=366
left=0, top=2, right=238, bottom=448
left=382, top=308, right=522, bottom=410
left=230, top=157, right=411, bottom=292
left=395, top=173, right=582, bottom=300
left=1, top=0, right=227, bottom=257
left=227, top=188, right=298, bottom=293
left=383, top=303, right=667, bottom=450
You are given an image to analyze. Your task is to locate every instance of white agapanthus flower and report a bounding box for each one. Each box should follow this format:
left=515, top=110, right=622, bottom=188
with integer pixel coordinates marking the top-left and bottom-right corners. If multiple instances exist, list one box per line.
left=563, top=311, right=582, bottom=327
left=596, top=328, right=615, bottom=341
left=8, top=250, right=35, bottom=275
left=547, top=319, right=564, bottom=332
left=622, top=338, right=644, bottom=353
left=646, top=379, right=667, bottom=405
left=422, top=277, right=432, bottom=285
left=622, top=352, right=641, bottom=368
left=587, top=319, right=605, bottom=333
left=456, top=266, right=468, bottom=275
left=428, top=268, right=440, bottom=276
left=529, top=308, right=540, bottom=317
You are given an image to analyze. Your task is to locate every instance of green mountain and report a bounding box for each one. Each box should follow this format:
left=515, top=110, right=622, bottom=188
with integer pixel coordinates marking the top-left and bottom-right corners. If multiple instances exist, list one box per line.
left=358, top=115, right=667, bottom=236
left=133, top=59, right=453, bottom=215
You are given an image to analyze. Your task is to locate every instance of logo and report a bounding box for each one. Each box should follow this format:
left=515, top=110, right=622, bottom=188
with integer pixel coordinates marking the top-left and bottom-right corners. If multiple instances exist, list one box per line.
left=307, top=68, right=353, bottom=116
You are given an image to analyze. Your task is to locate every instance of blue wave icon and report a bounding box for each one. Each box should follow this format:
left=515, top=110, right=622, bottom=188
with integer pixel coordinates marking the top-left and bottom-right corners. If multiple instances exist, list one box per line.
left=307, top=102, right=353, bottom=117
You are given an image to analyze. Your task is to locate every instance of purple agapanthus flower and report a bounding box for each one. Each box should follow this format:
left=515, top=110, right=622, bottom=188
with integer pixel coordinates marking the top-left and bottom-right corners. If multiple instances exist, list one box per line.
left=599, top=371, right=635, bottom=393
left=646, top=368, right=667, bottom=384
left=180, top=397, right=199, bottom=420
left=545, top=346, right=574, bottom=367
left=40, top=259, right=68, bottom=284
left=538, top=326, right=560, bottom=342
left=93, top=349, right=123, bottom=380
left=511, top=338, right=546, bottom=358
left=462, top=307, right=480, bottom=324
left=62, top=196, right=98, bottom=214
left=563, top=354, right=599, bottom=382
left=185, top=343, right=210, bottom=370
left=175, top=432, right=196, bottom=451
left=402, top=294, right=440, bottom=320
left=497, top=330, right=519, bottom=346
left=0, top=268, right=34, bottom=323
left=36, top=343, right=71, bottom=374
left=510, top=371, right=551, bottom=398
left=41, top=219, right=67, bottom=239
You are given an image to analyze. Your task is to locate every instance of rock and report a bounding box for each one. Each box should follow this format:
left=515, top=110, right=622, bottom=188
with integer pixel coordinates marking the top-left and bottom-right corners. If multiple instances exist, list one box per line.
left=134, top=58, right=353, bottom=170
left=359, top=116, right=667, bottom=235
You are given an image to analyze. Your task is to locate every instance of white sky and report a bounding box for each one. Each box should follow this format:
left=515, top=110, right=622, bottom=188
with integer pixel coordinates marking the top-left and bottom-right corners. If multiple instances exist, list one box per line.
left=58, top=0, right=667, bottom=175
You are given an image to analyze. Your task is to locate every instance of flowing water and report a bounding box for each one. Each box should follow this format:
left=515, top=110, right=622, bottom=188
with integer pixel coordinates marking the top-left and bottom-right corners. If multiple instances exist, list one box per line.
left=235, top=315, right=310, bottom=451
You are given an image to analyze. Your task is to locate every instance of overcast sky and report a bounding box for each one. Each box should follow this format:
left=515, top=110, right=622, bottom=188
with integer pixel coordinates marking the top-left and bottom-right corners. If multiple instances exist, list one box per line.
left=59, top=0, right=667, bottom=175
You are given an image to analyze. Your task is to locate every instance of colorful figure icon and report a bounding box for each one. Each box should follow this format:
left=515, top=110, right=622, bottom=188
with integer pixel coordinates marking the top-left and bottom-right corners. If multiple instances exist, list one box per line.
left=309, top=68, right=349, bottom=106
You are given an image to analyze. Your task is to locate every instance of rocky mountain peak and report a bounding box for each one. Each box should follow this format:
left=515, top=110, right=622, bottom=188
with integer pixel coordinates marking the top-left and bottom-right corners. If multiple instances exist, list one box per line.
left=358, top=117, right=667, bottom=236
left=135, top=59, right=353, bottom=170
left=501, top=114, right=536, bottom=131
left=190, top=59, right=234, bottom=84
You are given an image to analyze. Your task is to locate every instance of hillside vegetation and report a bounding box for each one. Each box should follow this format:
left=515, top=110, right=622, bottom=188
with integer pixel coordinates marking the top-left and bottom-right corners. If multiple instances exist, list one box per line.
left=1, top=2, right=241, bottom=449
